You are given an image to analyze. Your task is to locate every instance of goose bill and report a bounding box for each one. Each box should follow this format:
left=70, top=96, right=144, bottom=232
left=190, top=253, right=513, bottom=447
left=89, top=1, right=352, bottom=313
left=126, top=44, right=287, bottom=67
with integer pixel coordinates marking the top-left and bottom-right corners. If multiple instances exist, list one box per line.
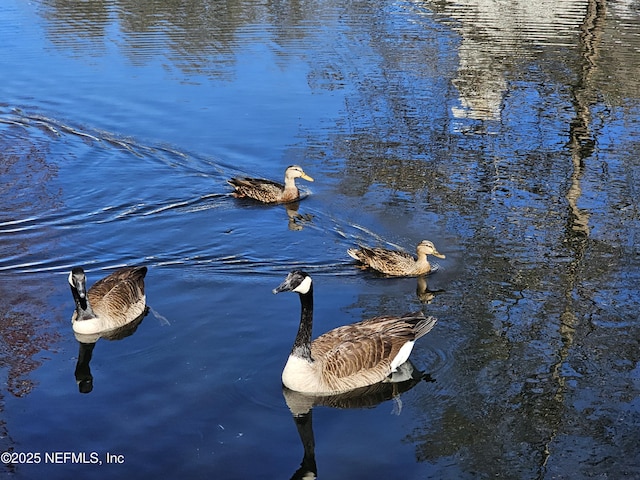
left=273, top=278, right=293, bottom=294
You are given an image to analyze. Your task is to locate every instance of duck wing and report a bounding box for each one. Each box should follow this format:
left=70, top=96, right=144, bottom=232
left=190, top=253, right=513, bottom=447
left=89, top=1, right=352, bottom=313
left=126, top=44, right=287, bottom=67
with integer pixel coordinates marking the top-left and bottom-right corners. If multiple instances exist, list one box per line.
left=228, top=177, right=286, bottom=202
left=348, top=246, right=415, bottom=274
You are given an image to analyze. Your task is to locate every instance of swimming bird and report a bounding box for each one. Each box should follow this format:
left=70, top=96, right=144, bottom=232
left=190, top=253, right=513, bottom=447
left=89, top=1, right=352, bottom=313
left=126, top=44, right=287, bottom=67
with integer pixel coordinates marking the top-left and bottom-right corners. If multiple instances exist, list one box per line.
left=273, top=270, right=437, bottom=394
left=68, top=266, right=148, bottom=335
left=227, top=165, right=314, bottom=204
left=347, top=240, right=445, bottom=276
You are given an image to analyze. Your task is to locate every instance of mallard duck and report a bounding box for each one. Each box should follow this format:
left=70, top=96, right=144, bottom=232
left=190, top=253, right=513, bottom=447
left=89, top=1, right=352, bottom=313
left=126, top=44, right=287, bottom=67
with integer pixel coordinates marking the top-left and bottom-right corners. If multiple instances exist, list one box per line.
left=347, top=239, right=445, bottom=276
left=227, top=165, right=314, bottom=204
left=68, top=266, right=147, bottom=335
left=273, top=270, right=437, bottom=394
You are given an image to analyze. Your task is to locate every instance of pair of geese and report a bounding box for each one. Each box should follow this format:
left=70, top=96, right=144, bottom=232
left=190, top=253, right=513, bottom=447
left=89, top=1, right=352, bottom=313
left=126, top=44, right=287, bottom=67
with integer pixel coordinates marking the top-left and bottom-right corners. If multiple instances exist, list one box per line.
left=69, top=165, right=445, bottom=395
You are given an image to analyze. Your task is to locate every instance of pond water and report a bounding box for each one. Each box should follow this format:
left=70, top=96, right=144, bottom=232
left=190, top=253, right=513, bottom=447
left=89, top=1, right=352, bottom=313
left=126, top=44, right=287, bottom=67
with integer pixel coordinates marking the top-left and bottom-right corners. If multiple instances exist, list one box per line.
left=1, top=0, right=640, bottom=478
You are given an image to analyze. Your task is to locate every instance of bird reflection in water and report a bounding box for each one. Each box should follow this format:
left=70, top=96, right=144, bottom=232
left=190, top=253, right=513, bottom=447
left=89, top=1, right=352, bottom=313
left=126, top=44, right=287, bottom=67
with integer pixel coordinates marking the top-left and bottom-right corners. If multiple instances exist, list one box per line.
left=73, top=307, right=148, bottom=394
left=416, top=275, right=445, bottom=304
left=283, top=361, right=433, bottom=480
left=285, top=201, right=314, bottom=231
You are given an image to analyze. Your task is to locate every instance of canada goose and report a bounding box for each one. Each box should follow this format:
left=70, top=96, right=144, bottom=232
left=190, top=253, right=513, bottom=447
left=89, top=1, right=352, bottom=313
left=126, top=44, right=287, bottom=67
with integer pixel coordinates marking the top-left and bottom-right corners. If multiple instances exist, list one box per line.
left=347, top=240, right=445, bottom=276
left=273, top=270, right=437, bottom=394
left=227, top=165, right=314, bottom=204
left=68, top=266, right=147, bottom=335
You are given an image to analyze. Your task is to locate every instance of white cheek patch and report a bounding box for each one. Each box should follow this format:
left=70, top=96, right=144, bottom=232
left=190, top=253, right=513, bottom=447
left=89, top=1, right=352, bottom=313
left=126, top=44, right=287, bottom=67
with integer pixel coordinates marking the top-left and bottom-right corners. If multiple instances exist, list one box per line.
left=293, top=275, right=312, bottom=294
left=68, top=271, right=74, bottom=286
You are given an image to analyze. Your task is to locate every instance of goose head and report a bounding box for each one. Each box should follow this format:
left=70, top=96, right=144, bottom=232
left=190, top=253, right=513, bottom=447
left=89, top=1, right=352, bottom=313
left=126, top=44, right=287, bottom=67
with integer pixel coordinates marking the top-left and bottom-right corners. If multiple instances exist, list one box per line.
left=273, top=270, right=313, bottom=295
left=284, top=165, right=314, bottom=183
left=416, top=240, right=446, bottom=259
left=68, top=267, right=88, bottom=299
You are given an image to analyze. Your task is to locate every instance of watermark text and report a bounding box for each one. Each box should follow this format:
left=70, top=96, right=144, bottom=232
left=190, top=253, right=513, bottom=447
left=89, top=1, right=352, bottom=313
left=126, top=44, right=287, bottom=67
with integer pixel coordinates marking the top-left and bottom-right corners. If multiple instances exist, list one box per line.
left=1, top=451, right=125, bottom=465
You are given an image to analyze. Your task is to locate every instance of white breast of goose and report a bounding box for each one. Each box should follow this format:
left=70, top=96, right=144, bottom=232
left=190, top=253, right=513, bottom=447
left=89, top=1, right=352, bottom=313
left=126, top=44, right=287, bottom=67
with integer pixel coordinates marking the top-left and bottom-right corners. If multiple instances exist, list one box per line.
left=73, top=317, right=107, bottom=335
left=282, top=356, right=329, bottom=394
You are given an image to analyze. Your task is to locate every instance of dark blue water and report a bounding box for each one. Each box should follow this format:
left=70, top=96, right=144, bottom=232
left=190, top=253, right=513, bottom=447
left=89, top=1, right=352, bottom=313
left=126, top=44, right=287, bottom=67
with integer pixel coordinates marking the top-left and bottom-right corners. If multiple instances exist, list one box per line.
left=2, top=0, right=640, bottom=478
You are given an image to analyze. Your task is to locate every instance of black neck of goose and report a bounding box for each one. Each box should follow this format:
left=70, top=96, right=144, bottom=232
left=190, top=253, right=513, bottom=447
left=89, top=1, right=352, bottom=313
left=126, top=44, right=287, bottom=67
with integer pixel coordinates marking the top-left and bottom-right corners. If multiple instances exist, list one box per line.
left=292, top=412, right=317, bottom=478
left=291, top=285, right=313, bottom=361
left=70, top=286, right=95, bottom=320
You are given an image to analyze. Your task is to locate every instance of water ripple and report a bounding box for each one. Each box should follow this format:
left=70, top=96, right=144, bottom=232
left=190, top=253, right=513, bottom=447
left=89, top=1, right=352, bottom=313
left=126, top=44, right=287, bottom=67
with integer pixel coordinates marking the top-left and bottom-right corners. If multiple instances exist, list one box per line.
left=1, top=107, right=448, bottom=282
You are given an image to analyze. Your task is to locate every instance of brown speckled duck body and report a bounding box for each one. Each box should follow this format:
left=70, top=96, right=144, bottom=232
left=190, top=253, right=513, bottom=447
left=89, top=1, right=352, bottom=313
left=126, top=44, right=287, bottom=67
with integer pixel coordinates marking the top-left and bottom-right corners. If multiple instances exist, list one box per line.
left=347, top=240, right=445, bottom=276
left=228, top=165, right=313, bottom=204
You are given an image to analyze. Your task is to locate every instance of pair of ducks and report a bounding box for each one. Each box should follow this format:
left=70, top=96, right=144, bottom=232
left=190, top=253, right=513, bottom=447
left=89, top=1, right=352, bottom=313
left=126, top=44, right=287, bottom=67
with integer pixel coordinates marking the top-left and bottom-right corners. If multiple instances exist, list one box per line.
left=229, top=164, right=446, bottom=276
left=69, top=166, right=444, bottom=395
